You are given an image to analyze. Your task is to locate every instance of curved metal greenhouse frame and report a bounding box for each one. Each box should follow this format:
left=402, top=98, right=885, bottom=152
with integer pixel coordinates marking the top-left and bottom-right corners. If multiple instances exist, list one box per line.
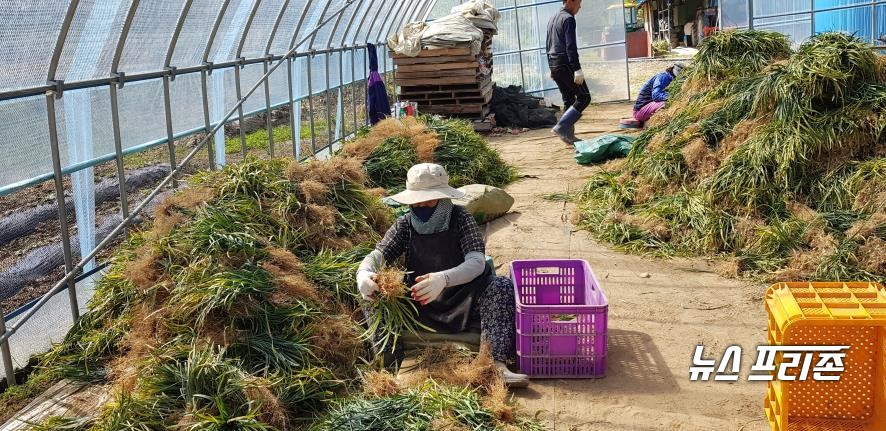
left=0, top=0, right=633, bottom=385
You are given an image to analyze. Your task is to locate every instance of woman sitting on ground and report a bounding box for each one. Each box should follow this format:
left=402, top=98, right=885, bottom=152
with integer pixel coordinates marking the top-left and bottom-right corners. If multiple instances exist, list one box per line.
left=633, top=62, right=684, bottom=125
left=355, top=163, right=529, bottom=387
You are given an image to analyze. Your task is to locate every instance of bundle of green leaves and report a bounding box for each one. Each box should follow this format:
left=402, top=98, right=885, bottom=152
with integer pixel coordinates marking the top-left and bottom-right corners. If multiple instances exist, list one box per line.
left=341, top=116, right=517, bottom=192
left=578, top=31, right=886, bottom=282
left=26, top=158, right=384, bottom=429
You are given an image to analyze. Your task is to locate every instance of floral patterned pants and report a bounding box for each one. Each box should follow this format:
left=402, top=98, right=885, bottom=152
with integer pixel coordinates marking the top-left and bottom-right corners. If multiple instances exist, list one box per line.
left=470, top=275, right=518, bottom=364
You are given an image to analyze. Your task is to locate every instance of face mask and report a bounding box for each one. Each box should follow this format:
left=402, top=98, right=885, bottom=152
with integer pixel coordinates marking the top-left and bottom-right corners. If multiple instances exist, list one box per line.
left=411, top=205, right=437, bottom=222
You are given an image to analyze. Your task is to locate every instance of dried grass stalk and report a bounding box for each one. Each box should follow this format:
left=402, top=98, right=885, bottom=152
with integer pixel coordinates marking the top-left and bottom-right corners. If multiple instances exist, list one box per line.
left=363, top=370, right=401, bottom=398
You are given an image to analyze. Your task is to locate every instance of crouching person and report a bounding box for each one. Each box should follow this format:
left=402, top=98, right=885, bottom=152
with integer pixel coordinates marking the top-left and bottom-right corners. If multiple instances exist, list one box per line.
left=633, top=62, right=684, bottom=125
left=356, top=163, right=529, bottom=387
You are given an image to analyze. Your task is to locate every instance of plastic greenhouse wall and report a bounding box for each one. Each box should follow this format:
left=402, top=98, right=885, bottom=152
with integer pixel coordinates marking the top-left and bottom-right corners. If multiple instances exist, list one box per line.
left=0, top=0, right=632, bottom=385
left=0, top=0, right=427, bottom=384
left=720, top=0, right=886, bottom=52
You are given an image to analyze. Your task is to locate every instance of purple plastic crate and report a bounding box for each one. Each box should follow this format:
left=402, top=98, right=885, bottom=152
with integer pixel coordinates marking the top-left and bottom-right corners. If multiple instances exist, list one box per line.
left=510, top=259, right=608, bottom=378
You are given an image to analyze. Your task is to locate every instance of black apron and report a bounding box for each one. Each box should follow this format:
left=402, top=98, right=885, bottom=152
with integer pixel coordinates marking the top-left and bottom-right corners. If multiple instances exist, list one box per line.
left=405, top=206, right=491, bottom=333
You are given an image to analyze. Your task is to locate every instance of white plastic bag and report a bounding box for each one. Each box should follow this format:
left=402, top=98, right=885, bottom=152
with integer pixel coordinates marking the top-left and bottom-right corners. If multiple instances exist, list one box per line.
left=387, top=21, right=426, bottom=57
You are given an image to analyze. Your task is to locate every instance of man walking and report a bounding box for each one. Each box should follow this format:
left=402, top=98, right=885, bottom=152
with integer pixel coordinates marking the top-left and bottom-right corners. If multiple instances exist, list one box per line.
left=547, top=0, right=590, bottom=145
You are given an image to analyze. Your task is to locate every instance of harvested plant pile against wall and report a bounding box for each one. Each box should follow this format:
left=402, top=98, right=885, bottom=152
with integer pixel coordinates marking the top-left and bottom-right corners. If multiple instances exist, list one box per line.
left=18, top=156, right=539, bottom=430
left=578, top=31, right=886, bottom=282
left=341, top=116, right=517, bottom=191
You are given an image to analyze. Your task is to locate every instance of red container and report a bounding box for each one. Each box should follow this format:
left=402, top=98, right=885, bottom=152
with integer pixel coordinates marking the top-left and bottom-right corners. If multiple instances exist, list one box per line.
left=511, top=259, right=608, bottom=378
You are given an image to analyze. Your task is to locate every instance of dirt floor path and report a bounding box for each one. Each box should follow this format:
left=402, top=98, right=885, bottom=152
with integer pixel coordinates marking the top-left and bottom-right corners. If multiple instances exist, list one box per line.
left=485, top=103, right=771, bottom=431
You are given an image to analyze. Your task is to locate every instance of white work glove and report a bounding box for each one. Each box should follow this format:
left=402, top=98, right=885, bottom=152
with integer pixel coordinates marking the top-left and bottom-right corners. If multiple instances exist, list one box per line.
left=357, top=270, right=379, bottom=301
left=412, top=272, right=446, bottom=305
left=573, top=69, right=585, bottom=85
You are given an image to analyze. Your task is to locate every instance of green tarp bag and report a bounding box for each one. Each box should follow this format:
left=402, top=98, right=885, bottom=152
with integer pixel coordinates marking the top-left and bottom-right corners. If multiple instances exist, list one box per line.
left=452, top=184, right=515, bottom=225
left=574, top=134, right=635, bottom=165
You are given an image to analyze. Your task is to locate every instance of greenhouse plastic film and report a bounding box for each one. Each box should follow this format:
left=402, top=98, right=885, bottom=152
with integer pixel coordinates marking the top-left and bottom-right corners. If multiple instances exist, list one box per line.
left=169, top=0, right=223, bottom=68
left=117, top=0, right=183, bottom=75
left=207, top=0, right=258, bottom=64
left=266, top=0, right=310, bottom=54
left=0, top=1, right=69, bottom=93
left=54, top=0, right=129, bottom=83
left=238, top=0, right=288, bottom=59
left=0, top=274, right=99, bottom=372
left=0, top=96, right=52, bottom=191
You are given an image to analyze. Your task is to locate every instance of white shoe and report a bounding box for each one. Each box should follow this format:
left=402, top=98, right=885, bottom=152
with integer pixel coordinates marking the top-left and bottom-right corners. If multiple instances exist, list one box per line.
left=495, top=361, right=529, bottom=387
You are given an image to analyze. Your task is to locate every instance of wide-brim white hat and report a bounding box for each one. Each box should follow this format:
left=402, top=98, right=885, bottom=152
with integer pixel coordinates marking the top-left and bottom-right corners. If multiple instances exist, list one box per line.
left=388, top=163, right=465, bottom=205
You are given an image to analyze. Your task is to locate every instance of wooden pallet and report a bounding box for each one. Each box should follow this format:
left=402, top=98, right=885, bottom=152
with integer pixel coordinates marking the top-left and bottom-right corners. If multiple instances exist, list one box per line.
left=399, top=76, right=492, bottom=95
left=396, top=75, right=484, bottom=86
left=396, top=68, right=479, bottom=80
left=392, top=54, right=477, bottom=66
left=391, top=47, right=473, bottom=59
left=396, top=61, right=478, bottom=73
left=391, top=34, right=494, bottom=119
left=418, top=103, right=490, bottom=115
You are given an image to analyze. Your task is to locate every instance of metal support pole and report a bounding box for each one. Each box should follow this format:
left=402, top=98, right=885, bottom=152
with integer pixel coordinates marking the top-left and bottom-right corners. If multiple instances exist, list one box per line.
left=289, top=0, right=317, bottom=51
left=338, top=50, right=345, bottom=139
left=46, top=93, right=80, bottom=323
left=810, top=0, right=815, bottom=36
left=108, top=83, right=130, bottom=220
left=382, top=49, right=388, bottom=92
left=391, top=50, right=397, bottom=100
left=306, top=0, right=334, bottom=50
left=203, top=0, right=234, bottom=64
left=264, top=59, right=275, bottom=156
left=364, top=48, right=370, bottom=126
left=374, top=0, right=400, bottom=44
left=265, top=0, right=292, bottom=56
left=325, top=53, right=333, bottom=147
left=47, top=0, right=83, bottom=83
left=390, top=0, right=415, bottom=36
left=237, top=0, right=264, bottom=59
left=351, top=0, right=380, bottom=46
left=422, top=0, right=441, bottom=22
left=337, top=0, right=366, bottom=48
left=0, top=315, right=14, bottom=386
left=513, top=0, right=527, bottom=90
left=287, top=56, right=298, bottom=158
left=161, top=75, right=179, bottom=188
left=166, top=0, right=195, bottom=67
left=307, top=55, right=317, bottom=154
left=364, top=0, right=387, bottom=45
left=325, top=0, right=350, bottom=51
left=111, top=0, right=142, bottom=75
left=234, top=62, right=247, bottom=157
left=200, top=69, right=216, bottom=170
left=352, top=47, right=358, bottom=132
left=623, top=1, right=632, bottom=101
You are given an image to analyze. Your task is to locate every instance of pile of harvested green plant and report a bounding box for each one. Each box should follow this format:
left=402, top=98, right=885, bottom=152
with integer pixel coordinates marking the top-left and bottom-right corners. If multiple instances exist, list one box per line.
left=16, top=157, right=540, bottom=430
left=340, top=116, right=517, bottom=191
left=314, top=344, right=542, bottom=431
left=577, top=31, right=886, bottom=282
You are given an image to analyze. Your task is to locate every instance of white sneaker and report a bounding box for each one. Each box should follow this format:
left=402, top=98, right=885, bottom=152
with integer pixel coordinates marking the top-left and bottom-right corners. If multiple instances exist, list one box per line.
left=495, top=361, right=529, bottom=387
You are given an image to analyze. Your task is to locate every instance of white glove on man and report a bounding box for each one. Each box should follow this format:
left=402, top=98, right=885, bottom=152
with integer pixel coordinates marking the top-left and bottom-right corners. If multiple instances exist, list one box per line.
left=573, top=69, right=585, bottom=85
left=412, top=272, right=447, bottom=305
left=357, top=270, right=379, bottom=300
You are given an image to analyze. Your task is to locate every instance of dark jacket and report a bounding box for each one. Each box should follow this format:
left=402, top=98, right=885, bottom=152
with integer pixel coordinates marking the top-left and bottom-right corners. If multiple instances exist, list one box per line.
left=366, top=43, right=390, bottom=125
left=633, top=71, right=675, bottom=111
left=546, top=8, right=581, bottom=71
